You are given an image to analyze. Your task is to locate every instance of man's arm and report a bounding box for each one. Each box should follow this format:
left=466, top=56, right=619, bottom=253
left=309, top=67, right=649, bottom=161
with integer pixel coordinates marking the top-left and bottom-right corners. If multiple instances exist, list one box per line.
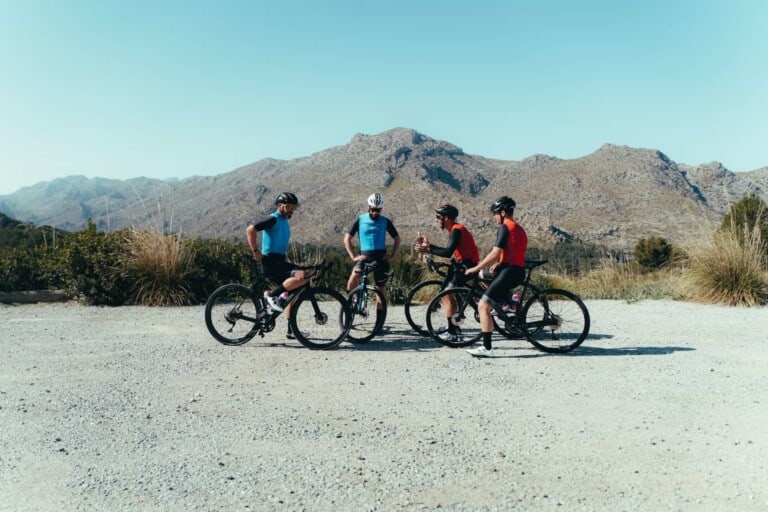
left=388, top=235, right=401, bottom=261
left=246, top=224, right=261, bottom=261
left=344, top=233, right=356, bottom=260
left=246, top=215, right=277, bottom=261
left=428, top=229, right=461, bottom=258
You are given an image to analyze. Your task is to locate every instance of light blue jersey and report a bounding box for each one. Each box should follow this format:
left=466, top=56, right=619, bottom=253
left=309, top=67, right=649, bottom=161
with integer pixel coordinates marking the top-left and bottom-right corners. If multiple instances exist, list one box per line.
left=261, top=211, right=291, bottom=255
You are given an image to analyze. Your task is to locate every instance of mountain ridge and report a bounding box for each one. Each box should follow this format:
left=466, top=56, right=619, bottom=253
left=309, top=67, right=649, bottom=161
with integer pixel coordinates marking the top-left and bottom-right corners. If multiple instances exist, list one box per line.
left=1, top=127, right=766, bottom=251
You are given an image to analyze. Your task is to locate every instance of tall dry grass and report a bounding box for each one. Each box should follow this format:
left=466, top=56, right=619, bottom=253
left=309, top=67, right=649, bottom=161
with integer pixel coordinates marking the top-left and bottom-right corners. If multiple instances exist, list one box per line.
left=121, top=229, right=197, bottom=306
left=551, top=258, right=683, bottom=303
left=680, top=219, right=768, bottom=306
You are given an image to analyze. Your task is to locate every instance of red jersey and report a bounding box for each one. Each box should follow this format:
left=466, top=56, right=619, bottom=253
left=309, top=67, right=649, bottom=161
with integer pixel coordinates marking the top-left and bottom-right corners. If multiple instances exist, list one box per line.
left=451, top=223, right=480, bottom=263
left=497, top=218, right=527, bottom=267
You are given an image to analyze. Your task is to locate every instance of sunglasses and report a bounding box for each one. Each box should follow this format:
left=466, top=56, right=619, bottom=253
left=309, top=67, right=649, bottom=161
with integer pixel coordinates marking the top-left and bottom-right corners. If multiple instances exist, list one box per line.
left=283, top=204, right=297, bottom=212
left=369, top=208, right=382, bottom=213
left=435, top=214, right=444, bottom=220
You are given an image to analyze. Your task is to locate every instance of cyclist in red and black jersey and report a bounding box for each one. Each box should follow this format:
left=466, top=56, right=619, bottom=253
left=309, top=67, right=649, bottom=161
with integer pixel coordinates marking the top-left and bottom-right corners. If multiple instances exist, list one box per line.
left=415, top=203, right=481, bottom=342
left=465, top=196, right=528, bottom=358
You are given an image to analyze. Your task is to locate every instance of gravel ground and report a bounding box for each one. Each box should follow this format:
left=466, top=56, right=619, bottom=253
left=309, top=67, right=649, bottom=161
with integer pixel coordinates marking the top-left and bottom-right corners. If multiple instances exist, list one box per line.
left=1, top=300, right=767, bottom=511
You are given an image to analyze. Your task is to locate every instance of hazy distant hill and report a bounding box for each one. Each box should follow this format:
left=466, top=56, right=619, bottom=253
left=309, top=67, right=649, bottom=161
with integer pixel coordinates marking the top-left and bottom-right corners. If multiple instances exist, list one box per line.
left=1, top=128, right=766, bottom=250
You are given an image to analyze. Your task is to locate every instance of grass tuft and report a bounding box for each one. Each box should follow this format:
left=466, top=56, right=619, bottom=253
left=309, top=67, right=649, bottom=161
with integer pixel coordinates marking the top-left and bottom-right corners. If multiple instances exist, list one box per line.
left=121, top=229, right=197, bottom=306
left=680, top=219, right=768, bottom=306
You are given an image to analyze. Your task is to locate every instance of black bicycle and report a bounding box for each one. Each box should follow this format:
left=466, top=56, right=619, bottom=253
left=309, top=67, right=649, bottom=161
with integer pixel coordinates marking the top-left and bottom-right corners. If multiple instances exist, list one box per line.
left=404, top=257, right=461, bottom=337
left=344, top=260, right=388, bottom=343
left=204, top=257, right=351, bottom=350
left=405, top=257, right=515, bottom=339
left=425, top=259, right=590, bottom=353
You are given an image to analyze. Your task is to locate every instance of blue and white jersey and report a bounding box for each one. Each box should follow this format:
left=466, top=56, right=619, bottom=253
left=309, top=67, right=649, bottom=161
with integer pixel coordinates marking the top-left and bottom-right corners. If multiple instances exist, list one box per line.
left=261, top=211, right=291, bottom=255
left=347, top=213, right=399, bottom=254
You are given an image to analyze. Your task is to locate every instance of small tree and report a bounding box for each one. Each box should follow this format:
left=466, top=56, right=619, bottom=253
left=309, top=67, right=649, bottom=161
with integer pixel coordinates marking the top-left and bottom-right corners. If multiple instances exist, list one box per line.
left=720, top=194, right=768, bottom=248
left=633, top=236, right=673, bottom=269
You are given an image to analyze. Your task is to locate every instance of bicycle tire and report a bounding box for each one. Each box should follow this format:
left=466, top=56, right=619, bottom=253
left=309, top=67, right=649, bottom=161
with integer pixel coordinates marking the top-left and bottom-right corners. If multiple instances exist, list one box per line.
left=289, top=286, right=349, bottom=350
left=425, top=288, right=482, bottom=347
left=204, top=284, right=261, bottom=345
left=345, top=286, right=387, bottom=343
left=521, top=288, right=590, bottom=353
left=404, top=279, right=444, bottom=337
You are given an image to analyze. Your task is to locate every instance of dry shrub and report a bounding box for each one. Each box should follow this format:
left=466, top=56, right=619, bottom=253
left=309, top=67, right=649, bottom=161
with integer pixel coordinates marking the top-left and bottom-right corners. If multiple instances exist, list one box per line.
left=681, top=220, right=768, bottom=306
left=121, top=229, right=197, bottom=306
left=554, top=258, right=682, bottom=302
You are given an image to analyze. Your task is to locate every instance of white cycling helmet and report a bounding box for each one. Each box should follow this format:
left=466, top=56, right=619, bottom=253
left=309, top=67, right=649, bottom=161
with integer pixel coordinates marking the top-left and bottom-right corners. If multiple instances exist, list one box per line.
left=367, top=193, right=384, bottom=208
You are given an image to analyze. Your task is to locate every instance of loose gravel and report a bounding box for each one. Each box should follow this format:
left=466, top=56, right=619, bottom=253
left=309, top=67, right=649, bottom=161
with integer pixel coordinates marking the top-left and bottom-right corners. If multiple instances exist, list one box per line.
left=1, top=300, right=767, bottom=511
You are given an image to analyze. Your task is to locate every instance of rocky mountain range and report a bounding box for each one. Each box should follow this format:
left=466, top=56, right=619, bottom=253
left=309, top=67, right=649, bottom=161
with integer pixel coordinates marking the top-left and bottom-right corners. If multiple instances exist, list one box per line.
left=1, top=127, right=766, bottom=251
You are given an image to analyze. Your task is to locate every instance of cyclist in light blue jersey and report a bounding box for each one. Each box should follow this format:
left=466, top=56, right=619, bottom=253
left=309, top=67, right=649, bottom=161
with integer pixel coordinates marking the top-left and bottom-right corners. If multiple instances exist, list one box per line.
left=246, top=192, right=309, bottom=339
left=344, top=193, right=401, bottom=308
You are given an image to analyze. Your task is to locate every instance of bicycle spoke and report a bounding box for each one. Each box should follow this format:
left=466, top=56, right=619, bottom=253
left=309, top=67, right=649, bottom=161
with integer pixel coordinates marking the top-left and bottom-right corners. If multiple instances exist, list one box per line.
left=404, top=280, right=443, bottom=337
left=523, top=289, right=590, bottom=353
left=204, top=284, right=260, bottom=345
left=425, top=288, right=482, bottom=347
left=345, top=286, right=387, bottom=343
left=290, top=287, right=348, bottom=349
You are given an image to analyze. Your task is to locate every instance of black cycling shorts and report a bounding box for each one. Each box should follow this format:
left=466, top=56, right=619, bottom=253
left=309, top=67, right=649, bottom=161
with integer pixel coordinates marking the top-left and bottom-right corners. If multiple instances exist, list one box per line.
left=261, top=254, right=300, bottom=285
left=353, top=256, right=391, bottom=286
left=482, top=264, right=524, bottom=304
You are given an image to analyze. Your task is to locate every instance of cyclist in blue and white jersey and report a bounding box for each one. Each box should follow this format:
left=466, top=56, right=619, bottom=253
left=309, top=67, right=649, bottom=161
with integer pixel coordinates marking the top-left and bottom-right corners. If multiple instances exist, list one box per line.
left=246, top=192, right=308, bottom=339
left=343, top=193, right=401, bottom=309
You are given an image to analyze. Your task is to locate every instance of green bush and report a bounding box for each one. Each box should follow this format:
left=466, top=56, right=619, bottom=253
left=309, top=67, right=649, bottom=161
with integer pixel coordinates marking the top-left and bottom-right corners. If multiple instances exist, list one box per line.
left=720, top=194, right=768, bottom=247
left=187, top=238, right=252, bottom=301
left=633, top=236, right=673, bottom=269
left=62, top=221, right=132, bottom=305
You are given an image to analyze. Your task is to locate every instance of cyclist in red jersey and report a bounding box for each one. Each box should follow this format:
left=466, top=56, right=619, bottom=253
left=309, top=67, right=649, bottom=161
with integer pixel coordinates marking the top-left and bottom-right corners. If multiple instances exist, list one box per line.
left=415, top=203, right=481, bottom=343
left=465, top=196, right=528, bottom=357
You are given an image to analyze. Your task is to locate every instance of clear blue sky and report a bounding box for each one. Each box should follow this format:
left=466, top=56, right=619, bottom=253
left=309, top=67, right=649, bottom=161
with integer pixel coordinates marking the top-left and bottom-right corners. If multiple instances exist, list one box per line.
left=1, top=0, right=767, bottom=195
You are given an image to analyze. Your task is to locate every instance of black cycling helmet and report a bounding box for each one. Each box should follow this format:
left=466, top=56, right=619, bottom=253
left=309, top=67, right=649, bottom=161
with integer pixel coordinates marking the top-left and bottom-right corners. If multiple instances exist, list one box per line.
left=275, top=192, right=299, bottom=206
left=434, top=203, right=459, bottom=220
left=490, top=196, right=516, bottom=214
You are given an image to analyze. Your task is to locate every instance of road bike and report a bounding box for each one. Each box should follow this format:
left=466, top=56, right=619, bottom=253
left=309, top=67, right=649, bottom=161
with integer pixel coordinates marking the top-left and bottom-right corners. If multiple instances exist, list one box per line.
left=204, top=257, right=351, bottom=350
left=404, top=257, right=518, bottom=339
left=344, top=260, right=388, bottom=343
left=404, top=257, right=461, bottom=337
left=425, top=259, right=590, bottom=353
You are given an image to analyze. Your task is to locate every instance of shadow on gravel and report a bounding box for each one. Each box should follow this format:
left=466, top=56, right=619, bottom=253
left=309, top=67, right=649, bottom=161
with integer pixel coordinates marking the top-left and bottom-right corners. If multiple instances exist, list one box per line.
left=344, top=324, right=442, bottom=352
left=567, top=345, right=696, bottom=357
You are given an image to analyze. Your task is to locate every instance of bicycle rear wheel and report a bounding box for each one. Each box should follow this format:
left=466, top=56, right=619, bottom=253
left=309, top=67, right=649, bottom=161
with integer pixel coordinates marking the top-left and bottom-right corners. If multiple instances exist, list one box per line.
left=522, top=288, right=590, bottom=353
left=204, top=284, right=261, bottom=345
left=289, top=286, right=349, bottom=350
left=425, top=288, right=482, bottom=347
left=345, top=286, right=387, bottom=343
left=404, top=279, right=443, bottom=337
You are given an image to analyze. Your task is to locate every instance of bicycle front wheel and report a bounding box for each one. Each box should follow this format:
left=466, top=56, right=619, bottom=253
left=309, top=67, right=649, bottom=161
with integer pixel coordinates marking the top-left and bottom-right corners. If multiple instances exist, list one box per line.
left=522, top=288, right=590, bottom=353
left=204, top=284, right=261, bottom=345
left=404, top=279, right=443, bottom=337
left=345, top=286, right=387, bottom=343
left=425, top=288, right=482, bottom=347
left=289, top=286, right=349, bottom=350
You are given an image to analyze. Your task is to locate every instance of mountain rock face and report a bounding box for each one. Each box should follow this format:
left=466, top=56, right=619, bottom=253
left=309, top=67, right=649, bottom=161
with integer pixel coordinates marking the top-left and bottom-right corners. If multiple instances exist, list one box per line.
left=1, top=128, right=766, bottom=251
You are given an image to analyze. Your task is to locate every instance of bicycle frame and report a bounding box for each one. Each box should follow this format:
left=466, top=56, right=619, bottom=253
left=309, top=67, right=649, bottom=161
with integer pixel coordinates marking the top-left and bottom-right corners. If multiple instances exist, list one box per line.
left=454, top=260, right=558, bottom=334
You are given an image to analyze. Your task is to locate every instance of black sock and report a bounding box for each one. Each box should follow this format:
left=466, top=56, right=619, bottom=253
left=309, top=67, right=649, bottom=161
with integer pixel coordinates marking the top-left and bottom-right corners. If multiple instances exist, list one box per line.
left=447, top=321, right=457, bottom=335
left=271, top=285, right=286, bottom=297
left=483, top=332, right=492, bottom=350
